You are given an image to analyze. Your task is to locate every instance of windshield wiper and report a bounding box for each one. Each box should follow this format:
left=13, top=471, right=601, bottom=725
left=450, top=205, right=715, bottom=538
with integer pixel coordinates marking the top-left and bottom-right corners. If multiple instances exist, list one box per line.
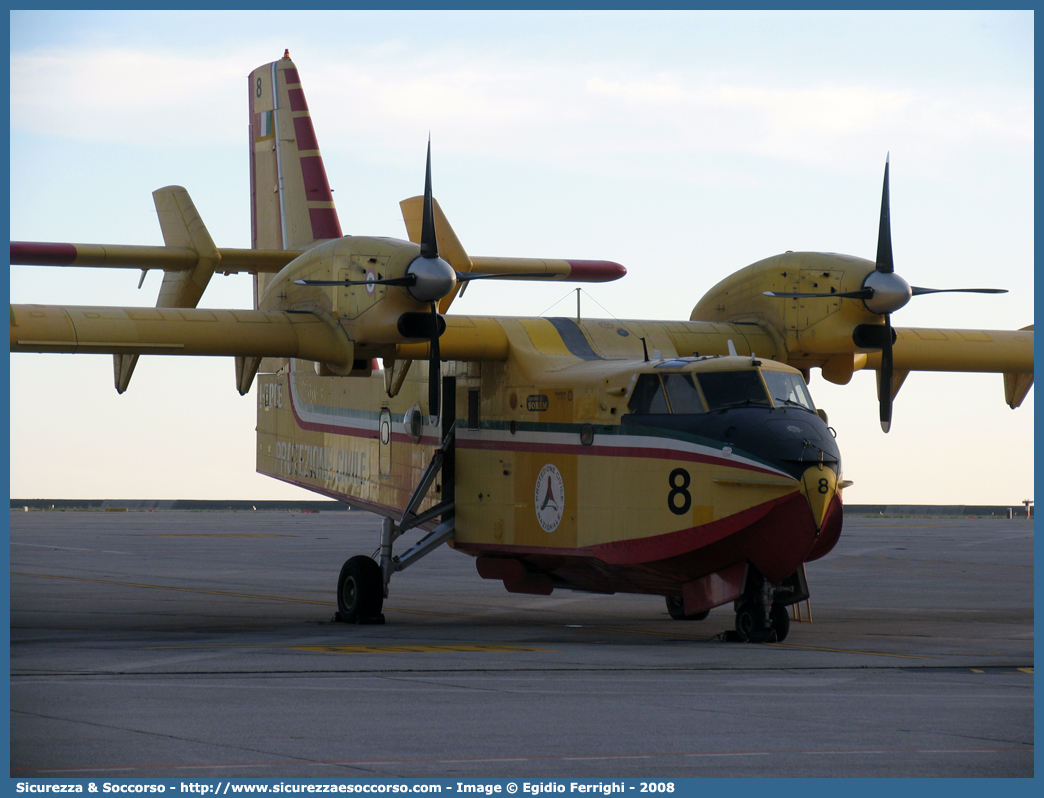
left=774, top=397, right=812, bottom=410
left=713, top=398, right=771, bottom=411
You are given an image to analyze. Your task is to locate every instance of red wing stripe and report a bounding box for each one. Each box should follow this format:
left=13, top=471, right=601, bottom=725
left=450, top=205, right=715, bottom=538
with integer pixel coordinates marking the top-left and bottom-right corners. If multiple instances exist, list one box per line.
left=564, top=260, right=627, bottom=282
left=11, top=242, right=78, bottom=265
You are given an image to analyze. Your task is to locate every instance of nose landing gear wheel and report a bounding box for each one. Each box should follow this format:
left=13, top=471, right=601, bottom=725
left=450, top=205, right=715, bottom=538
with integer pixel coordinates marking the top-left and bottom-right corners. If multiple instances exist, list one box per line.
left=336, top=555, right=385, bottom=624
left=770, top=602, right=790, bottom=642
left=665, top=596, right=710, bottom=620
left=735, top=602, right=776, bottom=643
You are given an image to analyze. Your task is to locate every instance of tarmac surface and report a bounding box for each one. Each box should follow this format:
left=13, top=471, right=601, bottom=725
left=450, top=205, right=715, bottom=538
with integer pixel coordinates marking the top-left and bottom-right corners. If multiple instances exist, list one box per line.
left=9, top=509, right=1034, bottom=778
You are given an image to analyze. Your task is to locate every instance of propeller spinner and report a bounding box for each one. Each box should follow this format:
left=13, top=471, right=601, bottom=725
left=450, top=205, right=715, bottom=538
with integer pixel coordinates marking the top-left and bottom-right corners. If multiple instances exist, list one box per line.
left=295, top=141, right=555, bottom=422
left=764, top=156, right=1006, bottom=432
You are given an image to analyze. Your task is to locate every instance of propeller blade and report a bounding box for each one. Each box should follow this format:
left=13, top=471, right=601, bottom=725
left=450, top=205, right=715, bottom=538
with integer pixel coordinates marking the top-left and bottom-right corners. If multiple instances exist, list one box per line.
left=763, top=288, right=875, bottom=300
left=294, top=276, right=416, bottom=287
left=879, top=313, right=893, bottom=433
left=428, top=301, right=441, bottom=421
left=420, top=138, right=438, bottom=260
left=910, top=286, right=1008, bottom=296
left=875, top=155, right=894, bottom=274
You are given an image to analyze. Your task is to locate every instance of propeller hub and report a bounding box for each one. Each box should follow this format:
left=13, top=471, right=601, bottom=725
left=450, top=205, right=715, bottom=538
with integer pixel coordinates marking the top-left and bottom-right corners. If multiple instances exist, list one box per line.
left=862, top=270, right=912, bottom=315
left=406, top=255, right=457, bottom=303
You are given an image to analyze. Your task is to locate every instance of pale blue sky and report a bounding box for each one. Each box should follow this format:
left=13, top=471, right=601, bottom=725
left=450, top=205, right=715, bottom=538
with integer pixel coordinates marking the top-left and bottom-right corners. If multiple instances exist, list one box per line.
left=9, top=10, right=1033, bottom=503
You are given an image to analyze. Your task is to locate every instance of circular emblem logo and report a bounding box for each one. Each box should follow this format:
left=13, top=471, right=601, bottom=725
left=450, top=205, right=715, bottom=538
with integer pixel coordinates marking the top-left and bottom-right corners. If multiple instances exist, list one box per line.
left=365, top=269, right=377, bottom=295
left=534, top=464, right=565, bottom=533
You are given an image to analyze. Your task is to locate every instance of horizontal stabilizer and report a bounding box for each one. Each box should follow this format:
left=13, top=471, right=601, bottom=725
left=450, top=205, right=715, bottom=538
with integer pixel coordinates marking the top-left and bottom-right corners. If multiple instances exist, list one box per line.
left=10, top=241, right=297, bottom=274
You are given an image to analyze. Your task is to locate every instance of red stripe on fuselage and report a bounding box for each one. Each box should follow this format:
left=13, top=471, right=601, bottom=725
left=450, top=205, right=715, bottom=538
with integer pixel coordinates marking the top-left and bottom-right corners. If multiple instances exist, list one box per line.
left=454, top=491, right=791, bottom=566
left=284, top=376, right=439, bottom=445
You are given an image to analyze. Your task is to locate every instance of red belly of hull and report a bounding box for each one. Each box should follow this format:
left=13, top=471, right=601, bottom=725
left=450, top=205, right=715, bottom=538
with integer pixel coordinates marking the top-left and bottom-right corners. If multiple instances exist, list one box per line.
left=458, top=491, right=843, bottom=596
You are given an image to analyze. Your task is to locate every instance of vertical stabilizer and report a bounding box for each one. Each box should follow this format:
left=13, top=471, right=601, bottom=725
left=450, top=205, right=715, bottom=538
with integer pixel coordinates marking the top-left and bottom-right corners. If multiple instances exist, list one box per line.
left=112, top=186, right=220, bottom=393
left=249, top=51, right=342, bottom=308
left=154, top=186, right=220, bottom=309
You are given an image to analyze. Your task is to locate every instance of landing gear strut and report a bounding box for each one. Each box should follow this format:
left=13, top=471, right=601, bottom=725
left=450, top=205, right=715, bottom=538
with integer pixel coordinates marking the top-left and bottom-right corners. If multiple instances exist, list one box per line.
left=335, top=424, right=456, bottom=625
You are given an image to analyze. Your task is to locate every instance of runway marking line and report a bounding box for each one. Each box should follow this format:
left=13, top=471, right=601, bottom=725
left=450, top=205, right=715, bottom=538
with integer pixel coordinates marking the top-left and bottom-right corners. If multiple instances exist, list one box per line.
left=13, top=571, right=931, bottom=660
left=1017, top=667, right=1033, bottom=674
left=154, top=534, right=292, bottom=538
left=147, top=643, right=553, bottom=654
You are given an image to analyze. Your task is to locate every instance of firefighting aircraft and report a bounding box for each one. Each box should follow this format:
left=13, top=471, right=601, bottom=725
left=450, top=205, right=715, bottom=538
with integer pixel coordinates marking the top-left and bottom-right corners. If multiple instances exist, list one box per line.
left=10, top=52, right=1034, bottom=642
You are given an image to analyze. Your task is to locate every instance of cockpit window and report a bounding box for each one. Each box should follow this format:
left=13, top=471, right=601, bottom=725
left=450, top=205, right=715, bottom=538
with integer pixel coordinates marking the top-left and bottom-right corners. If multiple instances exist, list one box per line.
left=762, top=370, right=816, bottom=411
left=662, top=374, right=705, bottom=414
left=695, top=370, right=771, bottom=411
left=628, top=374, right=669, bottom=414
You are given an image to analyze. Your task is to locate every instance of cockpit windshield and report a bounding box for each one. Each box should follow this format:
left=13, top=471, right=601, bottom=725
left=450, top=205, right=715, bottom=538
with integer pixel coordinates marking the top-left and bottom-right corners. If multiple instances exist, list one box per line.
left=627, top=369, right=776, bottom=414
left=695, top=370, right=771, bottom=411
left=663, top=374, right=704, bottom=414
left=762, top=370, right=816, bottom=411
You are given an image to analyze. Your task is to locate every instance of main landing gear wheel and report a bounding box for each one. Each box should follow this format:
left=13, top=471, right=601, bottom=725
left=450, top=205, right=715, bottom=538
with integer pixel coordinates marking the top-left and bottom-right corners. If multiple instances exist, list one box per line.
left=665, top=596, right=709, bottom=621
left=770, top=603, right=790, bottom=643
left=336, top=555, right=385, bottom=624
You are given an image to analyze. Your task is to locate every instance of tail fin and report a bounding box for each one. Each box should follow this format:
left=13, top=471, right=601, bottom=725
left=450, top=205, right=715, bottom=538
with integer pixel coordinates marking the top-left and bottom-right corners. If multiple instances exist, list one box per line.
left=248, top=51, right=342, bottom=306
left=114, top=186, right=220, bottom=393
left=154, top=186, right=219, bottom=308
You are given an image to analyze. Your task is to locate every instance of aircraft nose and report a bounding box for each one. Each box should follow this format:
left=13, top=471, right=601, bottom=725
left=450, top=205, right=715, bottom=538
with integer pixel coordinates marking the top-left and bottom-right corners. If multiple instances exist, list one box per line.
left=800, top=464, right=838, bottom=531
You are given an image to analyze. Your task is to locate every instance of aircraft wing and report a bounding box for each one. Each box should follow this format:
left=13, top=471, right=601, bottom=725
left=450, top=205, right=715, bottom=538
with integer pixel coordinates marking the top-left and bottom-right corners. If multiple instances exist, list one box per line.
left=10, top=303, right=351, bottom=364
left=861, top=326, right=1033, bottom=373
left=860, top=325, right=1034, bottom=409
